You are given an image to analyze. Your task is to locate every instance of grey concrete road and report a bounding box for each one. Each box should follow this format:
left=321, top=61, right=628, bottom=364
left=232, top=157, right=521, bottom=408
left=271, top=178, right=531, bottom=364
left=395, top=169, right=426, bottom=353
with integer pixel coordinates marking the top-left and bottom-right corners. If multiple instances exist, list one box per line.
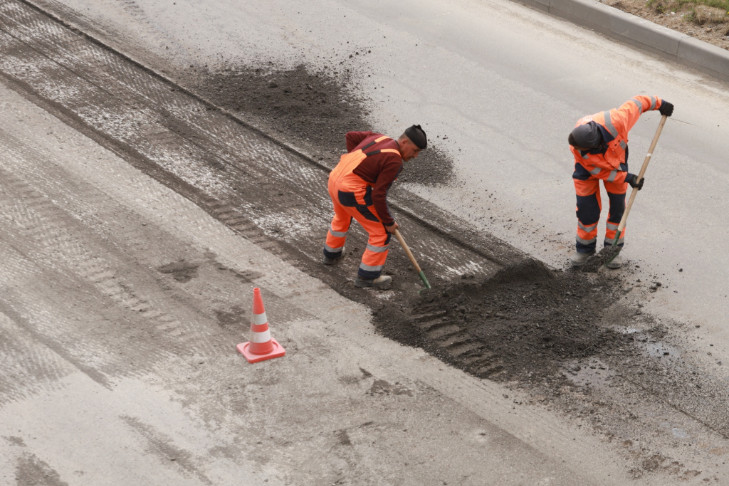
left=0, top=77, right=635, bottom=485
left=3, top=0, right=729, bottom=484
left=30, top=0, right=729, bottom=346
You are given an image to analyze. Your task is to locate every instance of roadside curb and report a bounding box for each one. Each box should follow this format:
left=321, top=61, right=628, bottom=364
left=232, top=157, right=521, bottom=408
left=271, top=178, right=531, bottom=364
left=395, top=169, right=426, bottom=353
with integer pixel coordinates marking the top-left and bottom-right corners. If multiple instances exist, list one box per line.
left=517, top=0, right=729, bottom=82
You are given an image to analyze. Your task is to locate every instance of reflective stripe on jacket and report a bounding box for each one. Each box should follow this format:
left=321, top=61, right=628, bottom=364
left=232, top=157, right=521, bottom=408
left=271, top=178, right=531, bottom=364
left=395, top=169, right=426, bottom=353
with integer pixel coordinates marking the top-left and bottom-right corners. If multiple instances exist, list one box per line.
left=571, top=95, right=663, bottom=182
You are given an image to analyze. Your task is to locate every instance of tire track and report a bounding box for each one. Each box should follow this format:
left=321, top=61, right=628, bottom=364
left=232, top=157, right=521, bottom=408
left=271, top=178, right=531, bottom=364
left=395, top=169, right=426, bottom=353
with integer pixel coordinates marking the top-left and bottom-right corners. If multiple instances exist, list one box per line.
left=0, top=0, right=511, bottom=283
left=0, top=132, right=238, bottom=386
left=0, top=294, right=72, bottom=405
left=411, top=309, right=505, bottom=379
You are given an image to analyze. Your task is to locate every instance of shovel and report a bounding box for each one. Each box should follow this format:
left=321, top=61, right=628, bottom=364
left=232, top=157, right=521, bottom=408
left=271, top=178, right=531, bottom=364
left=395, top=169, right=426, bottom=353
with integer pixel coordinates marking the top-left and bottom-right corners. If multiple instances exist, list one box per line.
left=582, top=114, right=668, bottom=271
left=393, top=228, right=431, bottom=289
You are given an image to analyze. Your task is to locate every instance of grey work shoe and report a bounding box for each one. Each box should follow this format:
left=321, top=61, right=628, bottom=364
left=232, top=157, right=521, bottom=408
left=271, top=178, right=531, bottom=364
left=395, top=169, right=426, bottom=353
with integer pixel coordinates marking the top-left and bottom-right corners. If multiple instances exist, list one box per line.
left=322, top=247, right=345, bottom=265
left=570, top=251, right=595, bottom=267
left=605, top=253, right=623, bottom=269
left=354, top=275, right=392, bottom=290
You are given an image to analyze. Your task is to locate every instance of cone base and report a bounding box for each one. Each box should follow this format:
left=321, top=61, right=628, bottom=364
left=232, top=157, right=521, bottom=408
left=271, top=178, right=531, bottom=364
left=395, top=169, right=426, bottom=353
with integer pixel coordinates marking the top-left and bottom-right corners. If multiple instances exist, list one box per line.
left=237, top=339, right=286, bottom=363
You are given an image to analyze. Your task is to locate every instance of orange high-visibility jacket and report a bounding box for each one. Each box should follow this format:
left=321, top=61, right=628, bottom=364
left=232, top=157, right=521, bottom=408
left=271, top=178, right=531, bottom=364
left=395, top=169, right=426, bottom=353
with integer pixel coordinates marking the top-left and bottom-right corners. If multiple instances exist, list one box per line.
left=570, top=95, right=665, bottom=182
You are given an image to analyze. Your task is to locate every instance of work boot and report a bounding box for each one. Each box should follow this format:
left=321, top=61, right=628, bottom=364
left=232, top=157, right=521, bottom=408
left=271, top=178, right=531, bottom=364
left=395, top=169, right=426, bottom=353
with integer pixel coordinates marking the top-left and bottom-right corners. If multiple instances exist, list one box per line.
left=322, top=247, right=345, bottom=265
left=354, top=275, right=392, bottom=290
left=570, top=250, right=595, bottom=267
left=605, top=253, right=623, bottom=269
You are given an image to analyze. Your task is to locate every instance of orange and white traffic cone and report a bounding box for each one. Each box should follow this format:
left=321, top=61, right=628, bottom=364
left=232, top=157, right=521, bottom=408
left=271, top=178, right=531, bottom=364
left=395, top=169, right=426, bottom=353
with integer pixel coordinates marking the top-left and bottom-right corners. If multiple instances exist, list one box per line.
left=237, top=287, right=286, bottom=363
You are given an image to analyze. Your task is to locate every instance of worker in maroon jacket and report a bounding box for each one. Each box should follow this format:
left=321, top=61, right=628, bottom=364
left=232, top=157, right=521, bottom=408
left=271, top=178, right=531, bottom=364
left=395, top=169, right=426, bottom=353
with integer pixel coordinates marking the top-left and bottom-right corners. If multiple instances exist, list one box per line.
left=322, top=125, right=427, bottom=290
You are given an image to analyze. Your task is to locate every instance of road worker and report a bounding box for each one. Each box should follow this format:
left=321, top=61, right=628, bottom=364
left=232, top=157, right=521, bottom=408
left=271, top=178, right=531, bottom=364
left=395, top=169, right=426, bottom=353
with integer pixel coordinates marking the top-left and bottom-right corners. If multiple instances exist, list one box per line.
left=568, top=95, right=673, bottom=268
left=322, top=125, right=427, bottom=290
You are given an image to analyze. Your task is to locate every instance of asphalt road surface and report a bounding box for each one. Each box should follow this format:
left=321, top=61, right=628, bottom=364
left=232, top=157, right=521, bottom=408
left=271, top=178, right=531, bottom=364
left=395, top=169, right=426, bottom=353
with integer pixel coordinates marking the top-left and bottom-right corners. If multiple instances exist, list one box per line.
left=2, top=1, right=729, bottom=485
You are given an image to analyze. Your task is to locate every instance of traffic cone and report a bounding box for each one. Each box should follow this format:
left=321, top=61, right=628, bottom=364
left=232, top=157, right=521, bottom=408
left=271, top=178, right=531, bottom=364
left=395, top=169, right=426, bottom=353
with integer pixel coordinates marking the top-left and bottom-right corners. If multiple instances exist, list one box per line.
left=236, top=287, right=286, bottom=363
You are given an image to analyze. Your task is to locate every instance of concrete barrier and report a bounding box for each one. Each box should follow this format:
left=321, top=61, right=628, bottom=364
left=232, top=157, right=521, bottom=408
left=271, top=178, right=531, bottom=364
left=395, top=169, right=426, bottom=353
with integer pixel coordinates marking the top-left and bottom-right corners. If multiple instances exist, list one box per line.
left=515, top=0, right=729, bottom=81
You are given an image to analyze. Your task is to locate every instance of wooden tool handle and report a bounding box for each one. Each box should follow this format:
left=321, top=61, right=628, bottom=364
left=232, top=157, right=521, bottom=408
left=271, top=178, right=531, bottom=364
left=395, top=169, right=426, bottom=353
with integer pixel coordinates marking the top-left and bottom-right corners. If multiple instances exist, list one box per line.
left=394, top=228, right=422, bottom=273
left=616, top=115, right=668, bottom=233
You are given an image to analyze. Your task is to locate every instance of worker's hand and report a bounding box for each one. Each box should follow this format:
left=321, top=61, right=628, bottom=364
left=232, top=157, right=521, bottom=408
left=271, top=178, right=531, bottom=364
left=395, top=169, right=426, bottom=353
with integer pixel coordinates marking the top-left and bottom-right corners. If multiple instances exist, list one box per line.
left=659, top=101, right=674, bottom=117
left=385, top=222, right=399, bottom=233
left=626, top=173, right=645, bottom=190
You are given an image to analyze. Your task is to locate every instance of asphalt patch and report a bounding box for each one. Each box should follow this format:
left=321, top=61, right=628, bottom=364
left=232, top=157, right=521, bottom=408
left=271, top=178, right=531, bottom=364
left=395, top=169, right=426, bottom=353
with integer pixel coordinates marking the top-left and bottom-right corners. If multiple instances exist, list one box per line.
left=374, top=258, right=634, bottom=384
left=183, top=63, right=727, bottom=478
left=188, top=63, right=454, bottom=185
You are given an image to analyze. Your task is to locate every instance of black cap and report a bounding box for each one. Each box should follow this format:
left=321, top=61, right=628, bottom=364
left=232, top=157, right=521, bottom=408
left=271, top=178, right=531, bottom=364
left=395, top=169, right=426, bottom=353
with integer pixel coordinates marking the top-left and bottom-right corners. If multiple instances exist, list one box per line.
left=568, top=122, right=602, bottom=148
left=404, top=125, right=427, bottom=150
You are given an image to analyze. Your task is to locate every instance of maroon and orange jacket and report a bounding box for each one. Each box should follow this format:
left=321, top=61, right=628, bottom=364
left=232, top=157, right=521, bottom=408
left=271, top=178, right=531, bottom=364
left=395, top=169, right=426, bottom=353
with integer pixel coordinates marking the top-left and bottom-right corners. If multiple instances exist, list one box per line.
left=346, top=131, right=403, bottom=225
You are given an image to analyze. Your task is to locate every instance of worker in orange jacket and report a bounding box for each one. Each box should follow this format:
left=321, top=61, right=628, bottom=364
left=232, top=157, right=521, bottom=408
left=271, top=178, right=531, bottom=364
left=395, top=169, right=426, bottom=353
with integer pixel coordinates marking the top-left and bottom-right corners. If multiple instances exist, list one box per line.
left=322, top=125, right=427, bottom=290
left=568, top=95, right=673, bottom=268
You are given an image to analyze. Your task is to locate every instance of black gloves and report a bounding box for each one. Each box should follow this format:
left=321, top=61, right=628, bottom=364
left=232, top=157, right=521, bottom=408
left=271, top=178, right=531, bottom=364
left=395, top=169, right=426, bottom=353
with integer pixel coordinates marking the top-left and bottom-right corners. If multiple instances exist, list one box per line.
left=659, top=101, right=674, bottom=117
left=625, top=173, right=644, bottom=190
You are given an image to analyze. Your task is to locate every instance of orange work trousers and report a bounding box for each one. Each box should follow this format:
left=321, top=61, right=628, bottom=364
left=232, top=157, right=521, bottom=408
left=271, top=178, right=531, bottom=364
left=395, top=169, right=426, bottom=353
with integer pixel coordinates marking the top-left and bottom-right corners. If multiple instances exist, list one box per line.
left=324, top=140, right=396, bottom=279
left=574, top=177, right=628, bottom=253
